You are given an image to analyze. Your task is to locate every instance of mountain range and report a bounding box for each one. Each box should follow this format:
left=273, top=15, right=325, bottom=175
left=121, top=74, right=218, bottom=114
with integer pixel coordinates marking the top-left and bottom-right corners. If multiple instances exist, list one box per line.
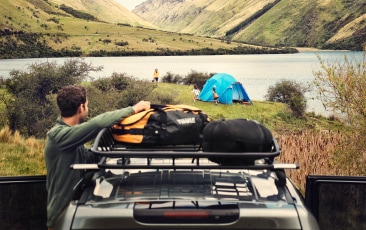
left=133, top=0, right=365, bottom=50
left=0, top=0, right=364, bottom=59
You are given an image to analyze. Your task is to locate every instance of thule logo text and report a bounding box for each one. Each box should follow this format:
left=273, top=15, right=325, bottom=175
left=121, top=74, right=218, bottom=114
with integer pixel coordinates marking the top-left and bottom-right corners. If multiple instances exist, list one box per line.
left=177, top=117, right=196, bottom=125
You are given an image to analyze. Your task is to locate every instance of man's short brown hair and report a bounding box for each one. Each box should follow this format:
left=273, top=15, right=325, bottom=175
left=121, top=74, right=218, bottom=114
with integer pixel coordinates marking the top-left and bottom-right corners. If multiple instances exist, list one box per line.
left=57, top=85, right=87, bottom=117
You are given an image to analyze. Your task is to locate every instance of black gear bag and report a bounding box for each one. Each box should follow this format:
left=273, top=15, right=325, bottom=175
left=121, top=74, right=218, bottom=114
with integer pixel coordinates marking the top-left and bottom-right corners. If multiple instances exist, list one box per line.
left=202, top=118, right=274, bottom=165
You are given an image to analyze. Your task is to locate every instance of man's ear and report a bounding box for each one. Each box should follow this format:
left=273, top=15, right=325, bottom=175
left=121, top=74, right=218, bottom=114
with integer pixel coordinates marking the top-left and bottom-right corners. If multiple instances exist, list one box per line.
left=77, top=104, right=83, bottom=114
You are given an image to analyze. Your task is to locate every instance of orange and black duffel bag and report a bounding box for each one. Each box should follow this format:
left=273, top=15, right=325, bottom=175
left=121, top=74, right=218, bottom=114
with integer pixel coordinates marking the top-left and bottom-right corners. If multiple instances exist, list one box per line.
left=112, top=104, right=210, bottom=146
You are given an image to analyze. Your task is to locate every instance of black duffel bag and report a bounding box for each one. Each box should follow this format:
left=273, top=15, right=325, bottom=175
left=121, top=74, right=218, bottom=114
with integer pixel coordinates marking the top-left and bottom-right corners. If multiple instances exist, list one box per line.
left=202, top=118, right=274, bottom=165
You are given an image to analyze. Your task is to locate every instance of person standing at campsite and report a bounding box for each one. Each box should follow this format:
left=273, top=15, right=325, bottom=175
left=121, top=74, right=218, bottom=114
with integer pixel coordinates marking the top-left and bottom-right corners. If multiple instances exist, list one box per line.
left=44, top=85, right=150, bottom=230
left=192, top=84, right=200, bottom=102
left=153, top=68, right=159, bottom=84
left=212, top=86, right=219, bottom=105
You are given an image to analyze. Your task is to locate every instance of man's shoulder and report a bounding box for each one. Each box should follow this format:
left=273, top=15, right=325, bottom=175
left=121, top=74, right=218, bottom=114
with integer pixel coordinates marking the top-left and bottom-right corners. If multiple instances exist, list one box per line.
left=47, top=118, right=69, bottom=138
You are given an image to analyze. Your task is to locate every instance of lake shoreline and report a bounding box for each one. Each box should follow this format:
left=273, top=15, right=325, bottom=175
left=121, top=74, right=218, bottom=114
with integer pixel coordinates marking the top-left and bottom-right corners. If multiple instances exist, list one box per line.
left=295, top=47, right=352, bottom=52
left=1, top=51, right=363, bottom=117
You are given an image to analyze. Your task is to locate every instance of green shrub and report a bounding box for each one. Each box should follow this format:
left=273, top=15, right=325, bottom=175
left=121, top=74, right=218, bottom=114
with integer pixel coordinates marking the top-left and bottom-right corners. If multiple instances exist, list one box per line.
left=313, top=53, right=366, bottom=174
left=161, top=72, right=184, bottom=84
left=83, top=85, right=121, bottom=118
left=3, top=59, right=101, bottom=138
left=313, top=54, right=366, bottom=127
left=91, top=72, right=130, bottom=92
left=265, top=80, right=307, bottom=117
left=182, top=70, right=213, bottom=89
left=118, top=79, right=156, bottom=107
left=2, top=58, right=185, bottom=138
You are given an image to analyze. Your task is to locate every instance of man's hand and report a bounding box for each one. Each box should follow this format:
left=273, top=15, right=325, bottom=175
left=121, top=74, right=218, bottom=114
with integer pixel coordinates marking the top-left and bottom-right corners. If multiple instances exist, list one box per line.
left=132, top=101, right=151, bottom=113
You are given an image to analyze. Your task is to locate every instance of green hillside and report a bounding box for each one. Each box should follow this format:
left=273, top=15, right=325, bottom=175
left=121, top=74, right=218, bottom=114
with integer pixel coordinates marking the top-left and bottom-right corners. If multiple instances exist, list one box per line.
left=2, top=0, right=363, bottom=59
left=0, top=0, right=295, bottom=58
left=134, top=0, right=278, bottom=38
left=49, top=0, right=155, bottom=27
left=233, top=0, right=366, bottom=49
left=134, top=0, right=366, bottom=50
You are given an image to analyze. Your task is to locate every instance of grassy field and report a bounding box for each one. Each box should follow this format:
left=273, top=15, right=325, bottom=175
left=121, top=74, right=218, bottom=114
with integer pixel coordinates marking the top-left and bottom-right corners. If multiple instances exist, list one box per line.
left=0, top=127, right=46, bottom=176
left=0, top=82, right=361, bottom=193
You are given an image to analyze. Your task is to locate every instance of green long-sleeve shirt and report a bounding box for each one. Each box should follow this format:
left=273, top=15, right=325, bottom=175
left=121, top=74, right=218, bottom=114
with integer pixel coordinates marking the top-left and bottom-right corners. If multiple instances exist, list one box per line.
left=44, top=107, right=134, bottom=227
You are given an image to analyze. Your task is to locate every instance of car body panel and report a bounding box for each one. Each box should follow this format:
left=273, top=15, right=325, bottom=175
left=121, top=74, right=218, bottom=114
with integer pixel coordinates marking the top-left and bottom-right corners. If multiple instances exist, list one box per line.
left=1, top=166, right=364, bottom=229
left=57, top=155, right=317, bottom=229
left=305, top=175, right=366, bottom=230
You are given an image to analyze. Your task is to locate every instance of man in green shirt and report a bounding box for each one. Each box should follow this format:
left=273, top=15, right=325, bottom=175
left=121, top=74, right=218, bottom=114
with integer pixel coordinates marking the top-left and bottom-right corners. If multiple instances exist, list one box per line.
left=44, top=85, right=150, bottom=229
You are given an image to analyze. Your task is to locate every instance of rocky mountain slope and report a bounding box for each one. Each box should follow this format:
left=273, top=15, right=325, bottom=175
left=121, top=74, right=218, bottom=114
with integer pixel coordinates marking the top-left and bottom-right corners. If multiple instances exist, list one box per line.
left=133, top=0, right=366, bottom=50
left=0, top=0, right=154, bottom=31
left=49, top=0, right=154, bottom=27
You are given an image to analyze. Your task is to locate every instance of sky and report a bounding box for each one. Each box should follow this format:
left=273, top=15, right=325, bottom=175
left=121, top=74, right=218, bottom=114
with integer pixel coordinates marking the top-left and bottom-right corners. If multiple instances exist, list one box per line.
left=115, top=0, right=146, bottom=10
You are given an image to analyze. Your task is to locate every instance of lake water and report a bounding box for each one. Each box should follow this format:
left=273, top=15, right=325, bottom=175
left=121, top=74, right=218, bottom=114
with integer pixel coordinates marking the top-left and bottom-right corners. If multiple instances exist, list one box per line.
left=0, top=51, right=363, bottom=116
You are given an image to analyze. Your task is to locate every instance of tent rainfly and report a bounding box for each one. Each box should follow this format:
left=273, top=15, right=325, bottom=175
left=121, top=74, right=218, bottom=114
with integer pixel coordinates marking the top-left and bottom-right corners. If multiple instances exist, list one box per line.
left=198, top=73, right=252, bottom=105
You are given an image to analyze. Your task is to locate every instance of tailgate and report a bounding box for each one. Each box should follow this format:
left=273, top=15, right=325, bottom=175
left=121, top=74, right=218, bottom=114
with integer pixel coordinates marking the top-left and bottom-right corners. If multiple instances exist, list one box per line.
left=71, top=201, right=301, bottom=229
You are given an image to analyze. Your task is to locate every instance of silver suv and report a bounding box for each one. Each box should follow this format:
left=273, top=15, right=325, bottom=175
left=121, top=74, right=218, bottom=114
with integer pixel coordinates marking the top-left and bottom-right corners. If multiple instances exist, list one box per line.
left=55, top=127, right=320, bottom=230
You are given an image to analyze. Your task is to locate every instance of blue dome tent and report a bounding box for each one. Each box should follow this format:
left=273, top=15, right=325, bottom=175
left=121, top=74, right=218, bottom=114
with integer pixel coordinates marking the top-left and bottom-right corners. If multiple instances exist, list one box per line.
left=198, top=73, right=252, bottom=105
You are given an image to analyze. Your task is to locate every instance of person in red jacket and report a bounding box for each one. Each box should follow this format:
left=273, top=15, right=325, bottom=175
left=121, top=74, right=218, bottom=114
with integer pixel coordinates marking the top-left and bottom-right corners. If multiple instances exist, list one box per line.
left=212, top=86, right=219, bottom=105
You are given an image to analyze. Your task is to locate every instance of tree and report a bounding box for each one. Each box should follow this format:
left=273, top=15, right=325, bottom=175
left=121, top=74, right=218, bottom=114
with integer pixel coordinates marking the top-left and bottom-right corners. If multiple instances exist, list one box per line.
left=313, top=54, right=366, bottom=127
left=265, top=80, right=307, bottom=117
left=313, top=53, right=366, bottom=174
left=4, top=59, right=102, bottom=137
left=3, top=59, right=174, bottom=138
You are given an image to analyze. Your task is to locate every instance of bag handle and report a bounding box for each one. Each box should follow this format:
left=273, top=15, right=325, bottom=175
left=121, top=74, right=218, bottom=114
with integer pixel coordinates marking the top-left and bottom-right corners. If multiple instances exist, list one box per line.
left=150, top=104, right=168, bottom=130
left=116, top=104, right=205, bottom=127
left=151, top=104, right=203, bottom=112
left=150, top=104, right=166, bottom=109
left=114, top=109, right=152, bottom=126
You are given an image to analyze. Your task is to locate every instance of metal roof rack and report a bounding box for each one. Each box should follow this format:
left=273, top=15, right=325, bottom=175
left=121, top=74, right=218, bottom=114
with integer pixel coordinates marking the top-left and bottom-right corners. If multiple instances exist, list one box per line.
left=71, top=127, right=299, bottom=171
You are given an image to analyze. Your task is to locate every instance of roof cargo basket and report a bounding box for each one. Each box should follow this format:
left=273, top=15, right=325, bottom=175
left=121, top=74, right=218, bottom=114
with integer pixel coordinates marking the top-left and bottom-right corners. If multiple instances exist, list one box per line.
left=71, top=128, right=298, bottom=171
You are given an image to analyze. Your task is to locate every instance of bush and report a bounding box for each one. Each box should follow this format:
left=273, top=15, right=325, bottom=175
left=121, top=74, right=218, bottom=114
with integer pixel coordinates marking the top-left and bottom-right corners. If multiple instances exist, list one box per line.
left=4, top=59, right=101, bottom=137
left=91, top=73, right=157, bottom=108
left=313, top=54, right=366, bottom=127
left=2, top=58, right=184, bottom=138
left=161, top=72, right=184, bottom=84
left=265, top=80, right=307, bottom=117
left=84, top=81, right=156, bottom=118
left=83, top=85, right=121, bottom=119
left=182, top=70, right=213, bottom=90
left=91, top=72, right=130, bottom=92
left=148, top=89, right=179, bottom=105
left=118, top=79, right=156, bottom=107
left=313, top=53, right=366, bottom=174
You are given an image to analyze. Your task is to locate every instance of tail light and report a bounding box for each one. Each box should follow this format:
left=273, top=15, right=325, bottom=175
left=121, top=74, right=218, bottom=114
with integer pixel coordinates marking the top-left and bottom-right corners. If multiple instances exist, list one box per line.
left=134, top=201, right=239, bottom=224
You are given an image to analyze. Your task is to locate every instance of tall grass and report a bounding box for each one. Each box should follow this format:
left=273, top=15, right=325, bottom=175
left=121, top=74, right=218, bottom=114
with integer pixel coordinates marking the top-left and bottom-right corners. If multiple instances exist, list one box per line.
left=276, top=130, right=347, bottom=193
left=0, top=126, right=46, bottom=176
